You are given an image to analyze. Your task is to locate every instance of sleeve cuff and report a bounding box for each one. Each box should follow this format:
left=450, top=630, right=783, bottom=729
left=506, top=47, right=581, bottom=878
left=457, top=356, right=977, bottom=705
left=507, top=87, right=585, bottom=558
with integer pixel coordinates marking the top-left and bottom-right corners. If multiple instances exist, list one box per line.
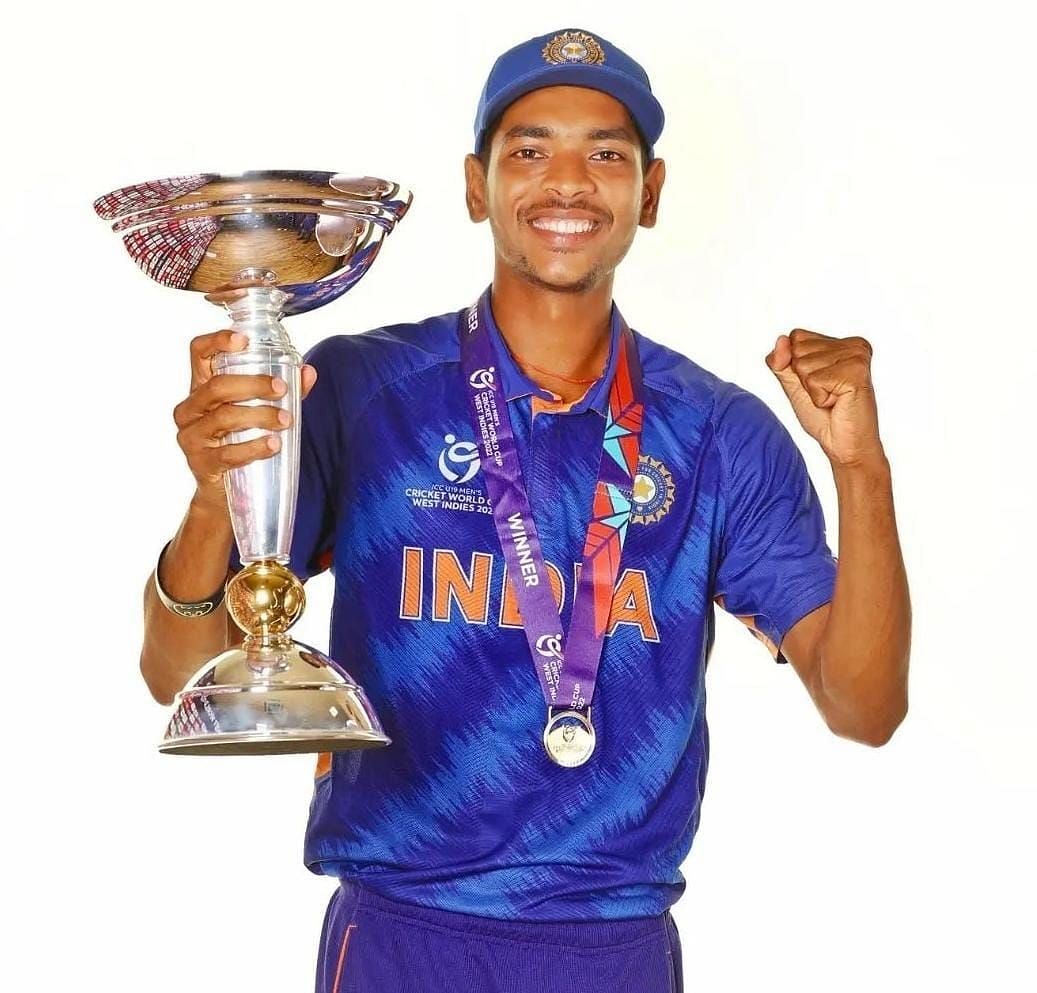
left=756, top=577, right=836, bottom=656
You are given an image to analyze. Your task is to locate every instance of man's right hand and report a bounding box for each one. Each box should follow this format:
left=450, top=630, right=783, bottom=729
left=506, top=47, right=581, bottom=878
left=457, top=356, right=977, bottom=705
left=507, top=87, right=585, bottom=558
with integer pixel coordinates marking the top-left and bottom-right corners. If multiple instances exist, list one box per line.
left=173, top=330, right=319, bottom=511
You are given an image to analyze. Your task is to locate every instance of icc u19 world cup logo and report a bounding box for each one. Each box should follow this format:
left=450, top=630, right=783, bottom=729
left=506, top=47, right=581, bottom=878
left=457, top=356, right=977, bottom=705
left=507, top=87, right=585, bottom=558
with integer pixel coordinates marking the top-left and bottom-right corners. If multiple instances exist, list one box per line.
left=439, top=435, right=481, bottom=484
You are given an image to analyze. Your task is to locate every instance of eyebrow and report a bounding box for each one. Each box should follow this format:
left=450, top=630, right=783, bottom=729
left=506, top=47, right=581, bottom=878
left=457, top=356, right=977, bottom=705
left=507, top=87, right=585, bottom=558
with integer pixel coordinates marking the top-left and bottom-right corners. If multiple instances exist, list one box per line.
left=501, top=124, right=636, bottom=144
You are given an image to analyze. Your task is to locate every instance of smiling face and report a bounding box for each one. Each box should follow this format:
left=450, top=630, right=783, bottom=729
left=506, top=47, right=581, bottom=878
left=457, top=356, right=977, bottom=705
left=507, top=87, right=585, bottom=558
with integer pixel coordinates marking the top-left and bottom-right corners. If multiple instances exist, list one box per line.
left=465, top=86, right=666, bottom=295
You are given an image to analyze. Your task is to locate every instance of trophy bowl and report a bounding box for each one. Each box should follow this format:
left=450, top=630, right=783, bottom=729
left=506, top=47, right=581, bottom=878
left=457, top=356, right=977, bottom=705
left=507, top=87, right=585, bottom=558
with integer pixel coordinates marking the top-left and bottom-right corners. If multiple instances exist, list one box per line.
left=95, top=170, right=411, bottom=755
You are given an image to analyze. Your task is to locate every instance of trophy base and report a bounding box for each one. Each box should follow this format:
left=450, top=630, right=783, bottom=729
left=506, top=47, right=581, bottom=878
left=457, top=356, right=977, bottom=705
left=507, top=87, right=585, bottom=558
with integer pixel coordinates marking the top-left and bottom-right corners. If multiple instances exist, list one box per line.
left=160, top=639, right=391, bottom=756
left=159, top=728, right=390, bottom=756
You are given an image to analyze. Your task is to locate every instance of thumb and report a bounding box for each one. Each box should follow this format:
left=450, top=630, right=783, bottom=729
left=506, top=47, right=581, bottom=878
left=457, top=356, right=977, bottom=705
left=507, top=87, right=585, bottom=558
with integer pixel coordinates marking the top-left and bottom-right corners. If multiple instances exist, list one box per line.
left=765, top=334, right=817, bottom=418
left=765, top=335, right=801, bottom=395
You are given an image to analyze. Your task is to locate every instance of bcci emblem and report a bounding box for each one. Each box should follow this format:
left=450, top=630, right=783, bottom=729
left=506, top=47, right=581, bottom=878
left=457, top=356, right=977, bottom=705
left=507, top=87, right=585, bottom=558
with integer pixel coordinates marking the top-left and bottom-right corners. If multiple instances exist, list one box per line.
left=542, top=31, right=606, bottom=66
left=631, top=455, right=675, bottom=525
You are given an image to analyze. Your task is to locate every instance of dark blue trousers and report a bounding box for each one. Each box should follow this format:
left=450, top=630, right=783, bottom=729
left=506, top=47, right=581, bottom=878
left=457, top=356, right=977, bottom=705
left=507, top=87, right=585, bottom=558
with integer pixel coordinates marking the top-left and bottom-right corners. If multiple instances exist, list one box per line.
left=316, top=879, right=684, bottom=993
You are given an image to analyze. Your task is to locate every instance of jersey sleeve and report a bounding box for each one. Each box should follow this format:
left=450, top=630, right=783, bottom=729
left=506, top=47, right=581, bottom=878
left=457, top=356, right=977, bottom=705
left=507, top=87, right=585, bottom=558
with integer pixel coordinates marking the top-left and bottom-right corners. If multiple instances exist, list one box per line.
left=711, top=384, right=837, bottom=662
left=226, top=337, right=344, bottom=583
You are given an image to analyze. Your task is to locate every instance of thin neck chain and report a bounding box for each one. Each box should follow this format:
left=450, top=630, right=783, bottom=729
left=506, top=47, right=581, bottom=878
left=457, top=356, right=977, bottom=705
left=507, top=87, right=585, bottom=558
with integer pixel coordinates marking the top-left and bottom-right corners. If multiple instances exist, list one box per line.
left=508, top=347, right=603, bottom=386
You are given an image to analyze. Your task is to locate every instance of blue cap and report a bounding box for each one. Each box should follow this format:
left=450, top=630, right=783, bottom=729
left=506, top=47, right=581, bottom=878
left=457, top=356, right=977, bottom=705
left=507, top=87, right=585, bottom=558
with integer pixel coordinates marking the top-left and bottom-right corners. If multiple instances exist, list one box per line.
left=473, top=28, right=665, bottom=160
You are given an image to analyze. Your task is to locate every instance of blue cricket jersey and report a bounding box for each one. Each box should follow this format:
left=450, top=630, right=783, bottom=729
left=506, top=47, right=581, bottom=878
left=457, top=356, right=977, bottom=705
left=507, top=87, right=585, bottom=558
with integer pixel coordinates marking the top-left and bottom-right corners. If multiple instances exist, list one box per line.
left=228, top=289, right=837, bottom=921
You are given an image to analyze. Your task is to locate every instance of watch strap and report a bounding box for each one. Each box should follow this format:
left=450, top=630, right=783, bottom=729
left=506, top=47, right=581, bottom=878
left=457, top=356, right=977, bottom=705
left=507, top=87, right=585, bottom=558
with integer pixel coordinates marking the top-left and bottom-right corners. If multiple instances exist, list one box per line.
left=154, top=539, right=227, bottom=618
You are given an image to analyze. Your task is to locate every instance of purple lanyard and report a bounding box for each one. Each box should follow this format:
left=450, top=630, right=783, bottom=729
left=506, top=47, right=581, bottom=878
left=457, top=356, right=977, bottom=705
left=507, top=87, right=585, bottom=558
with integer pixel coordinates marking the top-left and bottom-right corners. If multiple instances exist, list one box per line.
left=459, top=289, right=645, bottom=714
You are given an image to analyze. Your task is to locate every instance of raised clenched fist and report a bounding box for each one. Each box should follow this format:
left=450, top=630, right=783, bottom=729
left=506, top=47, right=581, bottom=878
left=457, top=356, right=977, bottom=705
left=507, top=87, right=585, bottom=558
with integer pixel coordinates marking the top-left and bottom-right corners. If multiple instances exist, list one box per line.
left=765, top=327, right=885, bottom=469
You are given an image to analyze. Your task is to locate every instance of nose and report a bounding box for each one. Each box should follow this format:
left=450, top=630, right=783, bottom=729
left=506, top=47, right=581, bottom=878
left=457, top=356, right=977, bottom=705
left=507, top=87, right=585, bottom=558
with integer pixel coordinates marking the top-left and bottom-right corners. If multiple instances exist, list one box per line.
left=542, top=150, right=595, bottom=200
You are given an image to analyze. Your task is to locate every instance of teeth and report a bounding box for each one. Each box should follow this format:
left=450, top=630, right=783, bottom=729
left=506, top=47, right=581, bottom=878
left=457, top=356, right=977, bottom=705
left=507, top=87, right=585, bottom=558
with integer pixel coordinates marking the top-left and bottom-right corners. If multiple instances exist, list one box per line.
left=531, top=218, right=596, bottom=234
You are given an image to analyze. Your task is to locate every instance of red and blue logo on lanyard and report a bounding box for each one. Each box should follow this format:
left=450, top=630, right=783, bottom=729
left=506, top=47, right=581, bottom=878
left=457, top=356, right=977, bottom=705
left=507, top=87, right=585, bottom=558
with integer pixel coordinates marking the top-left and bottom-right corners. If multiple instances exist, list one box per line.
left=460, top=289, right=645, bottom=766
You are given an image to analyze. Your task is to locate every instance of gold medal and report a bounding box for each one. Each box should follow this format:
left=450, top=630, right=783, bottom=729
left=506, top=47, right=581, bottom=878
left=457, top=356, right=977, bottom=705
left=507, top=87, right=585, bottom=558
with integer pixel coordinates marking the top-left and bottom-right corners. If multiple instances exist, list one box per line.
left=543, top=708, right=596, bottom=768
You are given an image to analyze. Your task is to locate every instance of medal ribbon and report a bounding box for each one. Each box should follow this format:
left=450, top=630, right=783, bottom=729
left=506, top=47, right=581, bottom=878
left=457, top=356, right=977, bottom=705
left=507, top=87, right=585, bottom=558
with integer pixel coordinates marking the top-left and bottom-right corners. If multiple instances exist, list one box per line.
left=459, top=288, right=645, bottom=711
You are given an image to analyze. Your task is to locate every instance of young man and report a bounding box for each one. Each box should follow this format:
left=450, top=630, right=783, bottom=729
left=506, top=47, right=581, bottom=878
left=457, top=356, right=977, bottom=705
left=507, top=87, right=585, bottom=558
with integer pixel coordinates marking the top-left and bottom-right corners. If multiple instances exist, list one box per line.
left=141, top=28, right=910, bottom=993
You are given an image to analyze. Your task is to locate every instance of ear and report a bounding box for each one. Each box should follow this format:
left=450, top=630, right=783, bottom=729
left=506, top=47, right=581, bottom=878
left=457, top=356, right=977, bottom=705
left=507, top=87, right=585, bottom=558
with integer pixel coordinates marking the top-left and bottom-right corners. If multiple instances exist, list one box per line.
left=464, top=153, right=489, bottom=223
left=638, top=157, right=666, bottom=229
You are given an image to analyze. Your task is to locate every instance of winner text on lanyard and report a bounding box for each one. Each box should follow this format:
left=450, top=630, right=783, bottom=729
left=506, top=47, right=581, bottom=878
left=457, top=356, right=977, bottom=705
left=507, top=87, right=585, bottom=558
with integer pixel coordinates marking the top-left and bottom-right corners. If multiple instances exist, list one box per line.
left=459, top=290, right=645, bottom=767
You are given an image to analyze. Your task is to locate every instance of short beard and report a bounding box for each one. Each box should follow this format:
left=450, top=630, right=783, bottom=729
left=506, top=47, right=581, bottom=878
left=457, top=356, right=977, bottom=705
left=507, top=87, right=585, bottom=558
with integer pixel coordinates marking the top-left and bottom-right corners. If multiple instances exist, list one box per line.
left=509, top=251, right=607, bottom=295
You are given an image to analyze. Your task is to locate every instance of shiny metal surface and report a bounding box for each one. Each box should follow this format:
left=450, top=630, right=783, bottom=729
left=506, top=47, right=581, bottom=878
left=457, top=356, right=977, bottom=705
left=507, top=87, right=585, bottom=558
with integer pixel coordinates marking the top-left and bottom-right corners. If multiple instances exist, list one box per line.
left=225, top=559, right=305, bottom=635
left=214, top=285, right=301, bottom=563
left=160, top=639, right=390, bottom=755
left=94, top=169, right=409, bottom=756
left=543, top=707, right=596, bottom=767
left=93, top=171, right=412, bottom=315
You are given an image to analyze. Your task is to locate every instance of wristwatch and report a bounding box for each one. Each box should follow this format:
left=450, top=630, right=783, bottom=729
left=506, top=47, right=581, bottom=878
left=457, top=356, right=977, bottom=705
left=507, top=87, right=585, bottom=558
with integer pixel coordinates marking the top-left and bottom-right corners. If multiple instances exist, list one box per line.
left=153, top=539, right=227, bottom=618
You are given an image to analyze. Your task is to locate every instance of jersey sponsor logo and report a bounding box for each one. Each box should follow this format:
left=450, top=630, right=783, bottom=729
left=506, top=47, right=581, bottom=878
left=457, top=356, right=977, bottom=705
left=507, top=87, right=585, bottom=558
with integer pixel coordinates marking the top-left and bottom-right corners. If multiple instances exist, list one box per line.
left=399, top=546, right=660, bottom=643
left=437, top=433, right=481, bottom=484
left=631, top=454, right=675, bottom=525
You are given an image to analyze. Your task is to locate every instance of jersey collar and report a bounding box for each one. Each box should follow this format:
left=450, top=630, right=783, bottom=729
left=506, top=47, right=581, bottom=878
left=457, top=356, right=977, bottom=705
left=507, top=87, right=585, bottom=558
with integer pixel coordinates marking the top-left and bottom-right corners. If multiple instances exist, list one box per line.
left=476, top=285, right=622, bottom=418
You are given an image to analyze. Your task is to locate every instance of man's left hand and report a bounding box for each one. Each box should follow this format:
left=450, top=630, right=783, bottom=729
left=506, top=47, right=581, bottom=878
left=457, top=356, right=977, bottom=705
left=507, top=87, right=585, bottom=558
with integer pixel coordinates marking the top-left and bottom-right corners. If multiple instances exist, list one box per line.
left=765, top=328, right=885, bottom=468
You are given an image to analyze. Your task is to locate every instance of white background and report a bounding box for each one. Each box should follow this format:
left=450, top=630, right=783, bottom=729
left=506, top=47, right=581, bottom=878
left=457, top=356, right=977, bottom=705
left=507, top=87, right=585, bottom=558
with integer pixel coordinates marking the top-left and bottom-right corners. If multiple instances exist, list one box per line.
left=5, top=1, right=1035, bottom=989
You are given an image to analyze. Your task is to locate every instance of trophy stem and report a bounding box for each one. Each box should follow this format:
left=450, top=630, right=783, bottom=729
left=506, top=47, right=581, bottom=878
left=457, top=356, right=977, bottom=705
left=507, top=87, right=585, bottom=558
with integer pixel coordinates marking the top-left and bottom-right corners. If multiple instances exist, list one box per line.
left=208, top=281, right=302, bottom=571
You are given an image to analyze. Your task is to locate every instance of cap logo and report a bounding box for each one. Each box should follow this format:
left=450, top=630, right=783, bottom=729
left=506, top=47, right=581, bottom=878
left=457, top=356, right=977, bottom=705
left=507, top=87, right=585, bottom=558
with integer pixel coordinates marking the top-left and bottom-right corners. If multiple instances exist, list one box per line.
left=542, top=31, right=605, bottom=66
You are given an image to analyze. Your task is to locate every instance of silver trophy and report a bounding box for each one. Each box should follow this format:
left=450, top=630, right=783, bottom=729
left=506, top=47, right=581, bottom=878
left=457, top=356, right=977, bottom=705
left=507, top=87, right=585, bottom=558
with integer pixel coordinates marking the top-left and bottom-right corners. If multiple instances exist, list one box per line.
left=94, top=171, right=411, bottom=755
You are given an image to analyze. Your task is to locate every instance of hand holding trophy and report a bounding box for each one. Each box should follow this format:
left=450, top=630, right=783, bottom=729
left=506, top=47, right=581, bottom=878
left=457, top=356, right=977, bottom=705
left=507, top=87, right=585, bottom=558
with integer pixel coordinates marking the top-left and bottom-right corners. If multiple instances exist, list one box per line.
left=94, top=171, right=411, bottom=756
